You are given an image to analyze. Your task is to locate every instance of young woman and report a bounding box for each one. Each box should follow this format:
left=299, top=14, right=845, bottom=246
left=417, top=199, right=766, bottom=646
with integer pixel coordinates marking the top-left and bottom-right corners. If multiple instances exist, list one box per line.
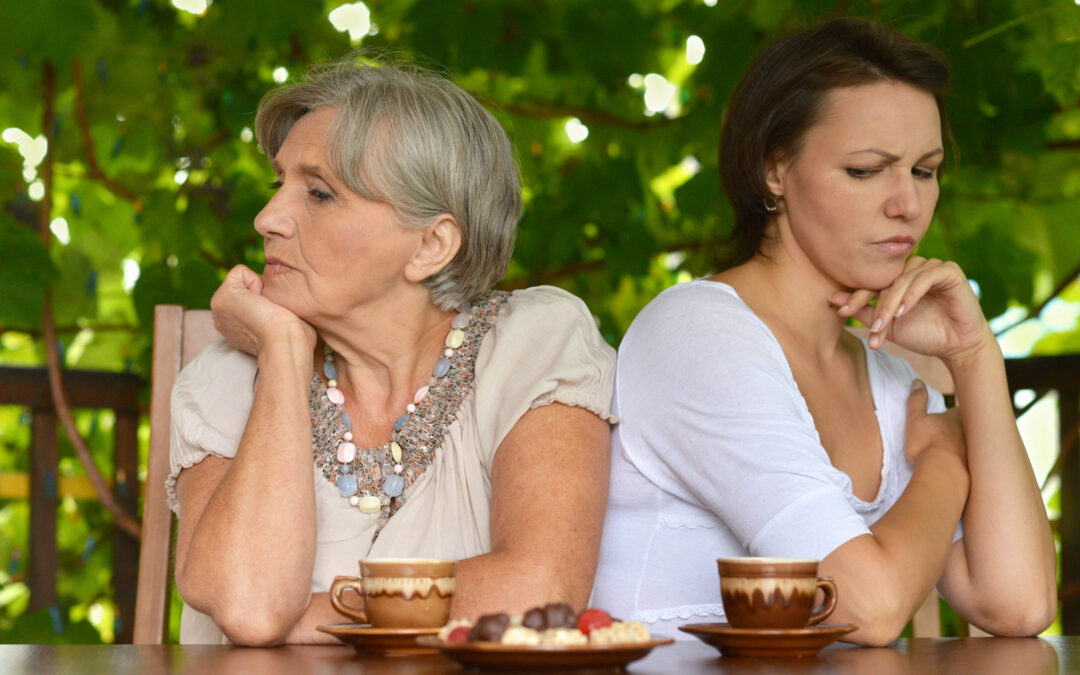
left=594, top=17, right=1056, bottom=645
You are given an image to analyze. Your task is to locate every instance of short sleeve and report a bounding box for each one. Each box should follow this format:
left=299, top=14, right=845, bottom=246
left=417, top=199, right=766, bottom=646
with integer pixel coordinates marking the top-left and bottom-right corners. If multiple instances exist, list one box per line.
left=166, top=339, right=257, bottom=514
left=613, top=282, right=871, bottom=561
left=472, top=286, right=617, bottom=467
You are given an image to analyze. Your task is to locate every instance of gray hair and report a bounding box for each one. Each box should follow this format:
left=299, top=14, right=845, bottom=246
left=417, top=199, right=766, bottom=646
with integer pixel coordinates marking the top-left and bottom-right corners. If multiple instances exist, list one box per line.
left=254, top=57, right=521, bottom=309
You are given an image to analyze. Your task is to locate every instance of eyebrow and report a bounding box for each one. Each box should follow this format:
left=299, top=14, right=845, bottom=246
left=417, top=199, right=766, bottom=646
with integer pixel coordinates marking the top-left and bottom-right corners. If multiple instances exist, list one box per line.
left=269, top=160, right=330, bottom=176
left=848, top=148, right=944, bottom=162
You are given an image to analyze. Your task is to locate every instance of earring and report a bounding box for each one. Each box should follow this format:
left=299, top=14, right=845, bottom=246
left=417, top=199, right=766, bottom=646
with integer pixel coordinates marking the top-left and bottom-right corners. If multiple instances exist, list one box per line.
left=763, top=195, right=779, bottom=214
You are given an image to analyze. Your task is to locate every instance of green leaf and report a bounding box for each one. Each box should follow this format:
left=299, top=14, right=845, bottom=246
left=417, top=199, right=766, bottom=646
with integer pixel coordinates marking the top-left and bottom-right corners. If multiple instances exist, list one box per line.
left=0, top=215, right=57, bottom=329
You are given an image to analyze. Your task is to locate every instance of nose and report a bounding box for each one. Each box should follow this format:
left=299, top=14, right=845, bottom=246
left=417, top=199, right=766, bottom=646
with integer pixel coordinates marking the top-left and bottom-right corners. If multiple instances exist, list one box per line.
left=883, top=173, right=923, bottom=221
left=254, top=188, right=295, bottom=239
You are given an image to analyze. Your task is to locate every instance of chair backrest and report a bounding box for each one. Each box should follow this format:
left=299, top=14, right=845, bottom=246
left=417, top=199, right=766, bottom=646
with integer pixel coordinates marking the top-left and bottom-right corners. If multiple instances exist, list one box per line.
left=133, top=306, right=218, bottom=644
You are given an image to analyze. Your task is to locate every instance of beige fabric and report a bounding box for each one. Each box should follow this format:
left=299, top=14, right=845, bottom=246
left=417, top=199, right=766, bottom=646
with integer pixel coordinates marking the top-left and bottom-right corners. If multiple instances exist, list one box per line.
left=166, top=286, right=616, bottom=643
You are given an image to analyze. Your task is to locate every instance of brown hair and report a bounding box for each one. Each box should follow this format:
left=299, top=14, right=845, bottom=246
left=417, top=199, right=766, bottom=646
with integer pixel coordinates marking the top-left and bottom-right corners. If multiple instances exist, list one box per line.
left=717, top=17, right=952, bottom=269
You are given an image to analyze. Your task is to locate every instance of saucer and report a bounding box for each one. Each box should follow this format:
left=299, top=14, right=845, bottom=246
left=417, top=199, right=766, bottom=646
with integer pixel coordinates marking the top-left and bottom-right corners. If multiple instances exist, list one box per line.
left=679, top=622, right=857, bottom=658
left=317, top=623, right=440, bottom=656
left=415, top=635, right=674, bottom=669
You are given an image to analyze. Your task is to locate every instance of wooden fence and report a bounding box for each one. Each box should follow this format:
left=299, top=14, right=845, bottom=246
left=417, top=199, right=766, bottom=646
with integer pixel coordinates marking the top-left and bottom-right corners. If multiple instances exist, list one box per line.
left=0, top=366, right=141, bottom=644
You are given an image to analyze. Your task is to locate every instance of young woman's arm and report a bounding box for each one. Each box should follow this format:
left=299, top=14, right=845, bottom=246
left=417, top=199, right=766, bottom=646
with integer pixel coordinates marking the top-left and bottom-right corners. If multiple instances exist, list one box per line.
left=819, top=383, right=969, bottom=646
left=835, top=256, right=1057, bottom=636
left=934, top=340, right=1057, bottom=635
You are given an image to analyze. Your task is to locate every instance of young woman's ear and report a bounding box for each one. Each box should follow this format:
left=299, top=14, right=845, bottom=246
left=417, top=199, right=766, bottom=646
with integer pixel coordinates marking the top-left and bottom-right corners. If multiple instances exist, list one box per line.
left=404, top=214, right=462, bottom=283
left=764, top=153, right=789, bottom=199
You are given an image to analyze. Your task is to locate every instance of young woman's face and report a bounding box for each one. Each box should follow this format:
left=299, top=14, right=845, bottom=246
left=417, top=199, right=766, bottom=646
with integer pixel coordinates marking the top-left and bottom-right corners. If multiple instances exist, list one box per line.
left=768, top=81, right=944, bottom=291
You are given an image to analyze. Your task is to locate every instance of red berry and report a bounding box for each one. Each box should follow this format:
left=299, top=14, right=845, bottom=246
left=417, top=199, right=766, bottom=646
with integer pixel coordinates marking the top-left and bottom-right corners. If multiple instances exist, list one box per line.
left=577, top=608, right=613, bottom=635
left=447, top=626, right=471, bottom=643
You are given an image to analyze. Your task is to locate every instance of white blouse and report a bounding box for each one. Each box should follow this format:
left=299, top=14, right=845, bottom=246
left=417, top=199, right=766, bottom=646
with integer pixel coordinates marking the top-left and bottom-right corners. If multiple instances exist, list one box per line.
left=593, top=280, right=949, bottom=638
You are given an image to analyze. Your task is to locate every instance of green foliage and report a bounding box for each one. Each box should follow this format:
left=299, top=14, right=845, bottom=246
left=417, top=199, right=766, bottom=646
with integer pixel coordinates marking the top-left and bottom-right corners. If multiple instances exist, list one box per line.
left=0, top=216, right=56, bottom=330
left=0, top=0, right=1078, bottom=643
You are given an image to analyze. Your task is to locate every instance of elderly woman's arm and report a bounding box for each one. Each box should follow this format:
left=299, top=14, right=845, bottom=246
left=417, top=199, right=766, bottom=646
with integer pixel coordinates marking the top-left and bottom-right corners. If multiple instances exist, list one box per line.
left=451, top=402, right=611, bottom=616
left=247, top=400, right=609, bottom=642
left=174, top=266, right=322, bottom=646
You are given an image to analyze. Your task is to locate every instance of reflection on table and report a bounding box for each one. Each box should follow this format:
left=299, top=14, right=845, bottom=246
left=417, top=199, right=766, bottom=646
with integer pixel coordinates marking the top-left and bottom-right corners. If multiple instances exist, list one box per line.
left=1, top=636, right=1075, bottom=674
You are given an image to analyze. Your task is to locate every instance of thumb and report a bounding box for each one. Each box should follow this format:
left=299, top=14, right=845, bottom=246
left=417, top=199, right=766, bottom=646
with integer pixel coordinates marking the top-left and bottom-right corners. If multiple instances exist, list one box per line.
left=906, top=379, right=928, bottom=419
left=241, top=267, right=264, bottom=295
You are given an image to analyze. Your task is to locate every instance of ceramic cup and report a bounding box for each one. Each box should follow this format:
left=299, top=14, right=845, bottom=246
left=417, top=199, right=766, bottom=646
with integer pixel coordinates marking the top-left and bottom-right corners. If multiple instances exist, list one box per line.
left=717, top=557, right=838, bottom=629
left=330, top=558, right=456, bottom=628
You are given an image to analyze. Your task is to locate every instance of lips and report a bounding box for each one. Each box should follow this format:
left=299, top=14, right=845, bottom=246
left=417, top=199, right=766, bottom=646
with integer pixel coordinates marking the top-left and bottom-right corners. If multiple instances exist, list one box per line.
left=263, top=255, right=295, bottom=277
left=874, top=236, right=915, bottom=257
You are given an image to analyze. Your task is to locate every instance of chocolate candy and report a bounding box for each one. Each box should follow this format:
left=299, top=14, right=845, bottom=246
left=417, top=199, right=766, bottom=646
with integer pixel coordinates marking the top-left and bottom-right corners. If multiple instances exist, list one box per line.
left=522, top=607, right=548, bottom=631
left=542, top=602, right=577, bottom=629
left=468, top=613, right=510, bottom=642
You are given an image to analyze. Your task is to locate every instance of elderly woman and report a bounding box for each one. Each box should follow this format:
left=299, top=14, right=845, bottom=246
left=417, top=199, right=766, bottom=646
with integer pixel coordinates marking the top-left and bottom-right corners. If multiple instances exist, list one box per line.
left=167, top=60, right=615, bottom=645
left=594, top=18, right=1056, bottom=645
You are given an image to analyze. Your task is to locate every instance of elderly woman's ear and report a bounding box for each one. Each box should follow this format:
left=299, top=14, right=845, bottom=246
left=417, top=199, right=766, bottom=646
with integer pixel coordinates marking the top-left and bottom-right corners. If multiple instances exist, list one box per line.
left=404, top=214, right=463, bottom=283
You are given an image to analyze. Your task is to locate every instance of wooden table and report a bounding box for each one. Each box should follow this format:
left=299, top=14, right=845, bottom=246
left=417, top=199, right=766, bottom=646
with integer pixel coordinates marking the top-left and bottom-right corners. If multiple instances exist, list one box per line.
left=2, top=637, right=1077, bottom=674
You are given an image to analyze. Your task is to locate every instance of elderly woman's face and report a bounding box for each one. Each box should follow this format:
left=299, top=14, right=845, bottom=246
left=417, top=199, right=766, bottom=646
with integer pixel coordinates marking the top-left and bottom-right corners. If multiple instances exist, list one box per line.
left=255, top=107, right=420, bottom=320
left=769, top=81, right=943, bottom=291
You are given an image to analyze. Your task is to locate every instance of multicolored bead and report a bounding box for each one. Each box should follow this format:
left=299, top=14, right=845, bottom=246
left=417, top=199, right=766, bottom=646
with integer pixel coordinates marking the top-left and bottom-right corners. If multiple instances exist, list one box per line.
left=357, top=496, right=381, bottom=513
left=336, top=474, right=357, bottom=497
left=384, top=474, right=405, bottom=497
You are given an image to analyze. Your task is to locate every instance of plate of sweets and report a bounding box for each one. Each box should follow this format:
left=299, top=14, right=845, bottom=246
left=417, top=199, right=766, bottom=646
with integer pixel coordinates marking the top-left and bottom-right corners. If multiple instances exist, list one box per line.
left=416, top=602, right=672, bottom=670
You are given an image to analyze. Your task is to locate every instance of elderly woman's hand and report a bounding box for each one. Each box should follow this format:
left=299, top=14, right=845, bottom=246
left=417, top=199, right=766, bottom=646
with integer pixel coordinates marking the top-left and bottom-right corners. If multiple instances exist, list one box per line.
left=210, top=264, right=316, bottom=356
left=830, top=256, right=995, bottom=369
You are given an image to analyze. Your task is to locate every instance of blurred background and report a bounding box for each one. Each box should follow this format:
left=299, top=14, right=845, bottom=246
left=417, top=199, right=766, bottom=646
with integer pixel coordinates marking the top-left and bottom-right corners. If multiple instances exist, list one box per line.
left=1, top=0, right=1078, bottom=643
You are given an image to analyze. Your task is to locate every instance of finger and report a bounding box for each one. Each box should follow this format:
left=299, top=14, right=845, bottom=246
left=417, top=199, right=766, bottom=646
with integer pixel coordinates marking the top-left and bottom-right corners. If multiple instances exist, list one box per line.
left=832, top=288, right=877, bottom=318
left=870, top=258, right=943, bottom=348
left=849, top=304, right=876, bottom=331
left=889, top=260, right=966, bottom=322
left=906, top=379, right=928, bottom=420
left=240, top=266, right=264, bottom=294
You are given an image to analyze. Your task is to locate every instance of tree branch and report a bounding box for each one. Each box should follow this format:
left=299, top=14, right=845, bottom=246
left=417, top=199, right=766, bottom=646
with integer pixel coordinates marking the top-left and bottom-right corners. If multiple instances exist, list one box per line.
left=992, top=259, right=1080, bottom=337
left=477, top=95, right=677, bottom=131
left=71, top=57, right=142, bottom=209
left=39, top=60, right=141, bottom=541
left=499, top=236, right=723, bottom=289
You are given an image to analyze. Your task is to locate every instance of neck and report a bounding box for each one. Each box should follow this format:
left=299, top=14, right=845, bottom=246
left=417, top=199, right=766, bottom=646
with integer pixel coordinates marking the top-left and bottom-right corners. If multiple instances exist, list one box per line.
left=316, top=285, right=456, bottom=411
left=718, top=219, right=851, bottom=362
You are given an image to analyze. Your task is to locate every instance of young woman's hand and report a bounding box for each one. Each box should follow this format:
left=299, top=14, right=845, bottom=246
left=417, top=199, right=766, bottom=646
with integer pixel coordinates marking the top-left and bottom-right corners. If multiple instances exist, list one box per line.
left=210, top=264, right=316, bottom=356
left=903, top=380, right=967, bottom=471
left=830, top=256, right=994, bottom=367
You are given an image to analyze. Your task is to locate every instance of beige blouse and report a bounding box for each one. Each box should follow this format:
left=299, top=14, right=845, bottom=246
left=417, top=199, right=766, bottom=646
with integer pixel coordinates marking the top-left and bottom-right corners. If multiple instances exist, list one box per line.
left=166, top=286, right=617, bottom=643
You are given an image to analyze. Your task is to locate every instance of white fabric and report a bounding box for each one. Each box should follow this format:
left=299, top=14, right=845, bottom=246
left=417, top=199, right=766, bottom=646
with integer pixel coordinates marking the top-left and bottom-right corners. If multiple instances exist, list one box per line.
left=167, top=286, right=616, bottom=643
left=593, top=280, right=948, bottom=639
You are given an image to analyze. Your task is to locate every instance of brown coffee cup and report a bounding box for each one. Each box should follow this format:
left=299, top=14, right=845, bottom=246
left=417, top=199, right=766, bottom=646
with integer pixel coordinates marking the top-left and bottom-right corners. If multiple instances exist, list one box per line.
left=718, top=557, right=838, bottom=629
left=330, top=558, right=456, bottom=628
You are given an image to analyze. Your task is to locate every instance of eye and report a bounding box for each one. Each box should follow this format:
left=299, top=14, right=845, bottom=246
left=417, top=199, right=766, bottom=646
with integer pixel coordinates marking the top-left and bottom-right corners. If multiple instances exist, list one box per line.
left=309, top=188, right=333, bottom=202
left=846, top=168, right=880, bottom=179
left=268, top=179, right=283, bottom=190
left=912, top=166, right=937, bottom=179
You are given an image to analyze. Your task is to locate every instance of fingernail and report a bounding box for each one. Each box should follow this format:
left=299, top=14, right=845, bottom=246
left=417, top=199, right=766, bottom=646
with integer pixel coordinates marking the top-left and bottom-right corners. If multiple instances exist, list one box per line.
left=839, top=305, right=849, bottom=314
left=911, top=379, right=925, bottom=391
left=896, top=304, right=906, bottom=318
left=871, top=318, right=883, bottom=332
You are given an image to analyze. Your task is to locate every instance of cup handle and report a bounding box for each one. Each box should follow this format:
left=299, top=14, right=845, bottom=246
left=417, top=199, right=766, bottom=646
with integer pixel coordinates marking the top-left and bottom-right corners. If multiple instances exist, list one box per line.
left=807, top=576, right=838, bottom=626
left=329, top=575, right=368, bottom=624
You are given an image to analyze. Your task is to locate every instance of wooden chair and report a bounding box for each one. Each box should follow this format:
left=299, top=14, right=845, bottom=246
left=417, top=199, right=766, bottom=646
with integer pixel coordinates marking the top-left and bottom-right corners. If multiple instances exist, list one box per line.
left=847, top=326, right=990, bottom=638
left=133, top=306, right=219, bottom=644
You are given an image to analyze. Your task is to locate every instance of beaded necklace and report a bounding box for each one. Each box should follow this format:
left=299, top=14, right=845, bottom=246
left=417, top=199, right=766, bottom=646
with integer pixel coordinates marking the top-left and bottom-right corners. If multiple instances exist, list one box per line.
left=309, top=291, right=509, bottom=535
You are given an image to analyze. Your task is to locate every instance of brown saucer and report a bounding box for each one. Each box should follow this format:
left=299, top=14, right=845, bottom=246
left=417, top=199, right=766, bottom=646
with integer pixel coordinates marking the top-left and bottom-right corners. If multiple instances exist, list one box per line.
left=415, top=635, right=674, bottom=669
left=317, top=623, right=440, bottom=656
left=678, top=622, right=857, bottom=658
